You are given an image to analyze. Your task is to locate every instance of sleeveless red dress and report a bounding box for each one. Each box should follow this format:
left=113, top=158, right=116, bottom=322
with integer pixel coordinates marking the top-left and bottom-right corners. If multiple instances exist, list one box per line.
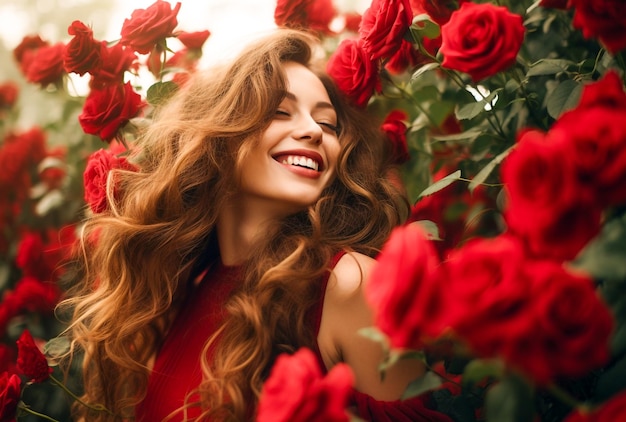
left=136, top=253, right=452, bottom=421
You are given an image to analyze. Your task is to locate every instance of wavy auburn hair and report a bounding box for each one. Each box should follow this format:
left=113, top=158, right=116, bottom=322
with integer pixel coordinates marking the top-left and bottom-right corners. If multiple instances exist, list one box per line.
left=59, top=29, right=408, bottom=421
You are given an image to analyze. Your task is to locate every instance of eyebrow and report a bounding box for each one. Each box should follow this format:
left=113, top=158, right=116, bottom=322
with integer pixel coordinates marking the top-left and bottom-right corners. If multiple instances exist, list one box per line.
left=284, top=91, right=335, bottom=111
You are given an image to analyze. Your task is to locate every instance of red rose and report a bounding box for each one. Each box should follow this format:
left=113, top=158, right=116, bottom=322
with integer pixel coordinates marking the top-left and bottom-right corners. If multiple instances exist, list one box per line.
left=539, top=0, right=569, bottom=9
left=552, top=109, right=626, bottom=207
left=305, top=0, right=338, bottom=34
left=443, top=234, right=534, bottom=358
left=257, top=348, right=353, bottom=422
left=83, top=148, right=137, bottom=213
left=564, top=390, right=626, bottom=422
left=25, top=42, right=66, bottom=87
left=12, top=276, right=61, bottom=314
left=40, top=147, right=67, bottom=190
left=570, top=0, right=626, bottom=54
left=13, top=35, right=48, bottom=74
left=575, top=70, right=626, bottom=110
left=502, top=129, right=602, bottom=261
left=359, top=0, right=413, bottom=61
left=0, top=372, right=21, bottom=420
left=166, top=49, right=198, bottom=72
left=274, top=0, right=337, bottom=34
left=120, top=1, right=182, bottom=54
left=548, top=71, right=626, bottom=206
left=381, top=109, right=410, bottom=164
left=409, top=0, right=458, bottom=25
left=63, top=20, right=101, bottom=76
left=326, top=38, right=380, bottom=108
left=343, top=12, right=362, bottom=33
left=505, top=261, right=613, bottom=384
left=0, top=344, right=17, bottom=374
left=385, top=39, right=423, bottom=75
left=440, top=2, right=525, bottom=81
left=15, top=232, right=49, bottom=281
left=90, top=42, right=138, bottom=90
left=16, top=329, right=52, bottom=383
left=15, top=228, right=75, bottom=281
left=365, top=223, right=444, bottom=349
left=79, top=82, right=143, bottom=142
left=275, top=0, right=310, bottom=29
left=176, top=30, right=210, bottom=50
left=502, top=129, right=580, bottom=230
left=0, top=127, right=47, bottom=191
left=0, top=82, right=19, bottom=109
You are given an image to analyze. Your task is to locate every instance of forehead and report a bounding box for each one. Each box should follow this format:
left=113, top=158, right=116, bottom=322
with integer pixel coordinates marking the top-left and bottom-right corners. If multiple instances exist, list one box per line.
left=282, top=62, right=332, bottom=105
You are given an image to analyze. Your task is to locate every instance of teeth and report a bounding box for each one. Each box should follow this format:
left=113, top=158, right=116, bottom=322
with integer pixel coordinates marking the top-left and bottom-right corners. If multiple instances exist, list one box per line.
left=281, top=155, right=319, bottom=171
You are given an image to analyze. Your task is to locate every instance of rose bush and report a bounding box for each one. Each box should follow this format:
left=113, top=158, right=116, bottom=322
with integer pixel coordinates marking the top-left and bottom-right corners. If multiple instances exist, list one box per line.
left=0, top=1, right=210, bottom=419
left=2, top=0, right=626, bottom=421
left=316, top=0, right=626, bottom=420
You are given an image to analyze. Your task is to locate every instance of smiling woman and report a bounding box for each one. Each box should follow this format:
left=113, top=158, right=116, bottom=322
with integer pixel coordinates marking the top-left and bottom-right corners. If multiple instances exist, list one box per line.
left=52, top=27, right=453, bottom=422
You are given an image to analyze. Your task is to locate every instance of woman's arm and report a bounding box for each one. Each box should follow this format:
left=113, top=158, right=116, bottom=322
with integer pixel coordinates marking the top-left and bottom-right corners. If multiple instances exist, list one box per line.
left=317, top=252, right=426, bottom=401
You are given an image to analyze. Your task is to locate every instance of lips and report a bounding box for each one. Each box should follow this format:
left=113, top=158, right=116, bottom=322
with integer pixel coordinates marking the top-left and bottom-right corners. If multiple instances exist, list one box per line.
left=272, top=149, right=325, bottom=172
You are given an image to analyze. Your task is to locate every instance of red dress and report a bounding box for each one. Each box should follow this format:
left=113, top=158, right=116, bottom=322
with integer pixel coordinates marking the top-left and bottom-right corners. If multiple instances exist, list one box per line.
left=136, top=254, right=452, bottom=421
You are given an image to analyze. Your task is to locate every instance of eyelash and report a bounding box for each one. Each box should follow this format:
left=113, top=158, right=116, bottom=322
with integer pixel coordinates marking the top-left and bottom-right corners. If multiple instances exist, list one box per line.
left=275, top=110, right=340, bottom=135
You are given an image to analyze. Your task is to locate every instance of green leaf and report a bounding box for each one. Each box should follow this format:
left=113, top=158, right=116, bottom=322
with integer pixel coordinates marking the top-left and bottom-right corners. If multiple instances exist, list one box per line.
left=456, top=89, right=502, bottom=120
left=526, top=59, right=572, bottom=77
left=546, top=79, right=582, bottom=119
left=468, top=145, right=514, bottom=193
left=595, top=355, right=626, bottom=402
left=411, top=62, right=440, bottom=81
left=411, top=220, right=442, bottom=241
left=402, top=371, right=443, bottom=399
left=146, top=81, right=179, bottom=106
left=44, top=337, right=71, bottom=364
left=485, top=375, right=535, bottom=422
left=35, top=190, right=65, bottom=216
left=573, top=213, right=626, bottom=281
left=0, top=263, right=9, bottom=291
left=431, top=128, right=483, bottom=142
left=358, top=327, right=390, bottom=355
left=418, top=170, right=462, bottom=198
left=411, top=14, right=441, bottom=40
left=462, top=359, right=504, bottom=386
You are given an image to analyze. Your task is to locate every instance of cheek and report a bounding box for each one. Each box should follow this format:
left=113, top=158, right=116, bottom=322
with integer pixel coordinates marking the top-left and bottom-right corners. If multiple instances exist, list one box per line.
left=325, top=137, right=342, bottom=172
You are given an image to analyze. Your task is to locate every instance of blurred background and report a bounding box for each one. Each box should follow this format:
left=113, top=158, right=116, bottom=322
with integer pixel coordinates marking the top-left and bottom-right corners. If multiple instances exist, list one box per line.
left=0, top=0, right=368, bottom=126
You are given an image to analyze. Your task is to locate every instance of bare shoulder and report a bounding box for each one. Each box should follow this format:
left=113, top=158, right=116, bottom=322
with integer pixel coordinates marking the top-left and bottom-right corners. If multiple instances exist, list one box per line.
left=327, top=251, right=376, bottom=299
left=320, top=251, right=426, bottom=400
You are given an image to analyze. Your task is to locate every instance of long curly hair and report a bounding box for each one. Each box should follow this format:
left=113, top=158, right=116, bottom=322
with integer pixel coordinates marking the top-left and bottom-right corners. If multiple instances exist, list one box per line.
left=59, top=29, right=409, bottom=421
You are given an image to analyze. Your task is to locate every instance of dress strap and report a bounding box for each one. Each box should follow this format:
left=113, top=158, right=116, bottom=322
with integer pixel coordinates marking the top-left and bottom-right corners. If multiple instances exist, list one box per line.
left=312, top=250, right=346, bottom=372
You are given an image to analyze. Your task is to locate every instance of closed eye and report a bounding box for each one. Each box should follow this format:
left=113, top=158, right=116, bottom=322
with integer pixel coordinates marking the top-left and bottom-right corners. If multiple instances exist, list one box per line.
left=318, top=122, right=340, bottom=135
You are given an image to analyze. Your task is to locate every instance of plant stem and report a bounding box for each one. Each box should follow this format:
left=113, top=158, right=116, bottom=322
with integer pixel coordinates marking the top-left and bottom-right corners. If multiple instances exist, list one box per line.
left=49, top=374, right=113, bottom=415
left=547, top=383, right=583, bottom=410
left=18, top=404, right=60, bottom=422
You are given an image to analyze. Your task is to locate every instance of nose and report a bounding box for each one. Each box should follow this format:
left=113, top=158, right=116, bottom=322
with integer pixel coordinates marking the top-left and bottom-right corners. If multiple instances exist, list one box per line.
left=293, top=114, right=323, bottom=144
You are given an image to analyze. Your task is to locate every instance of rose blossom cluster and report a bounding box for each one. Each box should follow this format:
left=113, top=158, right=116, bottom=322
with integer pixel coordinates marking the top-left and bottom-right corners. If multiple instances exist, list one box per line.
left=13, top=0, right=210, bottom=143
left=274, top=0, right=337, bottom=35
left=0, top=125, right=75, bottom=339
left=366, top=222, right=614, bottom=384
left=0, top=329, right=80, bottom=420
left=502, top=71, right=626, bottom=261
left=1, top=2, right=213, bottom=418
left=365, top=68, right=626, bottom=420
left=325, top=0, right=525, bottom=107
left=83, top=142, right=138, bottom=214
left=257, top=348, right=354, bottom=422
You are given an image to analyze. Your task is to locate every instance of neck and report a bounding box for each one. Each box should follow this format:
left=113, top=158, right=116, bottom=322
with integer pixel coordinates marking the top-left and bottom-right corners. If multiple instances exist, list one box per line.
left=216, top=196, right=293, bottom=266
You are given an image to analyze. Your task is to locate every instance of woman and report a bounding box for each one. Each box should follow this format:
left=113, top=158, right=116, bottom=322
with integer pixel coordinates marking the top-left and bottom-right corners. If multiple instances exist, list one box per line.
left=60, top=29, right=449, bottom=421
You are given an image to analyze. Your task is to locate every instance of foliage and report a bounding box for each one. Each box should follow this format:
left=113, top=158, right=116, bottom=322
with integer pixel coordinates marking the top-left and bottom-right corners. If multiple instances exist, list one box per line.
left=1, top=0, right=626, bottom=421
